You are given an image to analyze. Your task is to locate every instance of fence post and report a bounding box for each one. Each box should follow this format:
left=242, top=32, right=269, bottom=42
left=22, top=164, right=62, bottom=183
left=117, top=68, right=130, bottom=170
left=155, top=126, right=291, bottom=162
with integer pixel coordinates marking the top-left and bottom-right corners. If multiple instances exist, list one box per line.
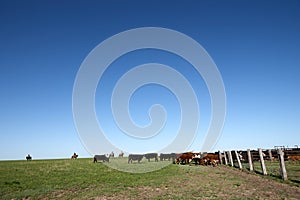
left=247, top=149, right=253, bottom=172
left=228, top=151, right=234, bottom=167
left=258, top=148, right=267, bottom=175
left=234, top=150, right=242, bottom=169
left=223, top=151, right=228, bottom=165
left=278, top=149, right=288, bottom=181
left=234, top=151, right=243, bottom=169
left=218, top=151, right=223, bottom=165
left=268, top=149, right=273, bottom=161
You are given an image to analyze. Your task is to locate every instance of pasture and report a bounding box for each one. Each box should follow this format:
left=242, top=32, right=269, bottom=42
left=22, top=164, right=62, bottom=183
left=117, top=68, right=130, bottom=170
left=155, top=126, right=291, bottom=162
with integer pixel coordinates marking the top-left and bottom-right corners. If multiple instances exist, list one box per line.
left=1, top=158, right=300, bottom=199
left=234, top=160, right=300, bottom=184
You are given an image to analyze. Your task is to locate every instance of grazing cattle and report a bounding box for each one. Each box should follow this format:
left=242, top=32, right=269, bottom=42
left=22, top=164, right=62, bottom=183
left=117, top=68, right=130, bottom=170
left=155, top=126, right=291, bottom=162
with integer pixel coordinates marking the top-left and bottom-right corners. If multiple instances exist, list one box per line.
left=160, top=153, right=176, bottom=162
left=201, top=153, right=219, bottom=167
left=128, top=154, right=144, bottom=163
left=94, top=155, right=109, bottom=163
left=119, top=151, right=124, bottom=158
left=109, top=151, right=114, bottom=158
left=71, top=153, right=78, bottom=159
left=176, top=152, right=195, bottom=165
left=191, top=153, right=201, bottom=165
left=287, top=155, right=300, bottom=162
left=144, top=153, right=158, bottom=162
left=26, top=154, right=32, bottom=161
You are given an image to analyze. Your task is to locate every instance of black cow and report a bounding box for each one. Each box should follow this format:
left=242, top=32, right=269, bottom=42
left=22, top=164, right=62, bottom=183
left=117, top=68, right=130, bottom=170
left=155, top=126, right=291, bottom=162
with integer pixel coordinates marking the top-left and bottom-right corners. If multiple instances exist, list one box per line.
left=94, top=155, right=109, bottom=163
left=144, top=153, right=158, bottom=162
left=128, top=154, right=144, bottom=163
left=160, top=153, right=176, bottom=162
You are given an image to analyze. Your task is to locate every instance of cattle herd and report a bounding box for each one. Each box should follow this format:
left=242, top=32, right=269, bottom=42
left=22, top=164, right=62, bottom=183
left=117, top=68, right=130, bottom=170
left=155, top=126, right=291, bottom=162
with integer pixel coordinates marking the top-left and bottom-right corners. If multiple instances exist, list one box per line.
left=25, top=148, right=300, bottom=167
left=91, top=147, right=300, bottom=167
left=93, top=151, right=222, bottom=166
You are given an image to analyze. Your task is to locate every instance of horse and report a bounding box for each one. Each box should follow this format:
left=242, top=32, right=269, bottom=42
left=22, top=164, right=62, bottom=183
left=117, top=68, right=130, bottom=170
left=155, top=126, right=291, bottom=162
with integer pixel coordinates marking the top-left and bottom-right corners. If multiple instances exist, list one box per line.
left=71, top=153, right=78, bottom=159
left=26, top=154, right=32, bottom=161
left=119, top=151, right=124, bottom=158
left=109, top=151, right=114, bottom=158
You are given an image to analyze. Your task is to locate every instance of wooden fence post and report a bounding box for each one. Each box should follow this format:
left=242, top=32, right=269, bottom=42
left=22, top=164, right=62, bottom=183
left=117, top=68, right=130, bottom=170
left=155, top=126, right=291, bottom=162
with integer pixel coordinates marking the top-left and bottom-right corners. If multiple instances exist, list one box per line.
left=218, top=151, right=223, bottom=165
left=268, top=149, right=273, bottom=161
left=223, top=151, right=228, bottom=165
left=278, top=149, right=288, bottom=181
left=247, top=149, right=253, bottom=172
left=234, top=150, right=242, bottom=169
left=258, top=148, right=267, bottom=175
left=228, top=151, right=234, bottom=167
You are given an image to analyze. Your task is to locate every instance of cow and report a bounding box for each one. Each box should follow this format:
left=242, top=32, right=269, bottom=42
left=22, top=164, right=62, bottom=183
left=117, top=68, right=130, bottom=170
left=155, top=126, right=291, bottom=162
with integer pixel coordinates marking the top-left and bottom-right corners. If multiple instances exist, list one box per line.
left=287, top=155, right=300, bottom=163
left=160, top=153, right=176, bottom=162
left=201, top=153, right=219, bottom=167
left=119, top=151, right=124, bottom=158
left=94, top=155, right=109, bottom=163
left=144, top=153, right=158, bottom=162
left=191, top=153, right=201, bottom=165
left=176, top=152, right=195, bottom=165
left=128, top=154, right=144, bottom=163
left=26, top=154, right=32, bottom=161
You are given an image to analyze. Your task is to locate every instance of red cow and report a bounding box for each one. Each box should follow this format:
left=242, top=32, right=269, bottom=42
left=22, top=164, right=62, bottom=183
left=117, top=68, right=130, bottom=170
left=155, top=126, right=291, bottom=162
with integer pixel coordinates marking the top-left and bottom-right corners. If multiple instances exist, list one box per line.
left=287, top=155, right=300, bottom=162
left=201, top=153, right=219, bottom=167
left=176, top=152, right=195, bottom=165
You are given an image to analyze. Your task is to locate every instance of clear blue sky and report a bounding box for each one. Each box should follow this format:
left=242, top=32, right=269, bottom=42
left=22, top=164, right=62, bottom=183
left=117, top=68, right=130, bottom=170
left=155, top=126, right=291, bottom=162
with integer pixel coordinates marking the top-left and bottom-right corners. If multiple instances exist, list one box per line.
left=1, top=0, right=299, bottom=160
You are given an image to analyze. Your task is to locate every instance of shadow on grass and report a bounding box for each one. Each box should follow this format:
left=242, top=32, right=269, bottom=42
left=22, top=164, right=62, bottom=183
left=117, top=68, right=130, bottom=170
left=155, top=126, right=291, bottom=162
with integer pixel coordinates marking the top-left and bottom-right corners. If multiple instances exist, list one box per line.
left=290, top=179, right=300, bottom=184
left=253, top=169, right=264, bottom=175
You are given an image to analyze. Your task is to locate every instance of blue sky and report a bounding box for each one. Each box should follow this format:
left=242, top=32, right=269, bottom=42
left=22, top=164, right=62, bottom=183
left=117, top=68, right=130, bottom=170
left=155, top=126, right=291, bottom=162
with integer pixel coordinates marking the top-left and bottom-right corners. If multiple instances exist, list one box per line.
left=1, top=0, right=299, bottom=160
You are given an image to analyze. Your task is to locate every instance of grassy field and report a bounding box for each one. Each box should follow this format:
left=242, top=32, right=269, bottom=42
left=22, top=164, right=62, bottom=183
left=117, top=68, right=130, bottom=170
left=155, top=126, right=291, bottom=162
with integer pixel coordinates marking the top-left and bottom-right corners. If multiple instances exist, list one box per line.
left=234, top=160, right=300, bottom=184
left=1, top=158, right=300, bottom=199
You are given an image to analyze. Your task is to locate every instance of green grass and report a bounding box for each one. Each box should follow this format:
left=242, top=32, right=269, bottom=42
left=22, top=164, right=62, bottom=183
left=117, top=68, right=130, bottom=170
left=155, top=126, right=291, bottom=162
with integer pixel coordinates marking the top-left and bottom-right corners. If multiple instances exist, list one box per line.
left=0, top=158, right=178, bottom=199
left=1, top=158, right=299, bottom=199
left=105, top=157, right=172, bottom=173
left=235, top=160, right=300, bottom=186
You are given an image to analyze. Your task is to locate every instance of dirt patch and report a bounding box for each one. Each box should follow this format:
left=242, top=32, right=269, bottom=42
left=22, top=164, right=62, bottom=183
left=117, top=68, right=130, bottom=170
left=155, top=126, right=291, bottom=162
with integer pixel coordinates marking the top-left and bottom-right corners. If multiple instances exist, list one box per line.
left=94, top=186, right=167, bottom=200
left=93, top=166, right=300, bottom=199
left=203, top=166, right=300, bottom=200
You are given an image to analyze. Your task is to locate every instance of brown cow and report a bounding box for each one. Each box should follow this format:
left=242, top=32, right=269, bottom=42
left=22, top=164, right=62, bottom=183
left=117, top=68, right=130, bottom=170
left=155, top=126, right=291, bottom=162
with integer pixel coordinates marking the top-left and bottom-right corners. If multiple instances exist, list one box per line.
left=201, top=153, right=219, bottom=167
left=287, top=155, right=300, bottom=162
left=176, top=152, right=195, bottom=165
